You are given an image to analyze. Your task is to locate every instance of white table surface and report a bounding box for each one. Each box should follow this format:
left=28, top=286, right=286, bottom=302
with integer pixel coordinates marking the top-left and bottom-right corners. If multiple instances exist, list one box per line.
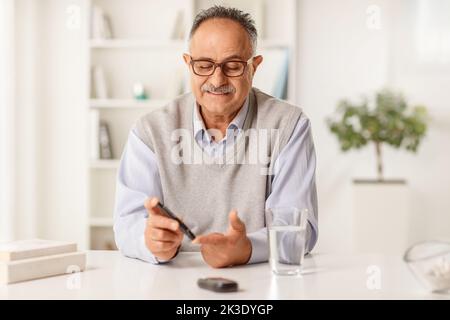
left=1, top=250, right=449, bottom=300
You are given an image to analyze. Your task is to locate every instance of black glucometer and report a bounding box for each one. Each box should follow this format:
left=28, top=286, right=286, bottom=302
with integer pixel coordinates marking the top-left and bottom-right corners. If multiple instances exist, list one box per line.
left=197, top=277, right=239, bottom=293
left=156, top=202, right=196, bottom=241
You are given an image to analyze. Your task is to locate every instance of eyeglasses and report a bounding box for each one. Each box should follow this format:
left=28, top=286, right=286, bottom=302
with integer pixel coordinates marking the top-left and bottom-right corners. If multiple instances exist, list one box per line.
left=188, top=56, right=253, bottom=77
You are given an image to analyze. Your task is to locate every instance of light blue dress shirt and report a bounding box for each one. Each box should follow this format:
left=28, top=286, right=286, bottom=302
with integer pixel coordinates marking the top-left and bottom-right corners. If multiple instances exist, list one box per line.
left=114, top=96, right=318, bottom=264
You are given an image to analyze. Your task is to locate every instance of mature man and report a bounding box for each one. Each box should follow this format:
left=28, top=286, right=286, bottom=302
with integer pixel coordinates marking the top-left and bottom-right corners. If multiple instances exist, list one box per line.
left=114, top=6, right=318, bottom=268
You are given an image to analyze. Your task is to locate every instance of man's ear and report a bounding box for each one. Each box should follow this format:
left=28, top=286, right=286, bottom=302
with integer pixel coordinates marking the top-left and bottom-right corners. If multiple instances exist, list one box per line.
left=252, top=55, right=263, bottom=77
left=251, top=55, right=263, bottom=75
left=182, top=53, right=191, bottom=66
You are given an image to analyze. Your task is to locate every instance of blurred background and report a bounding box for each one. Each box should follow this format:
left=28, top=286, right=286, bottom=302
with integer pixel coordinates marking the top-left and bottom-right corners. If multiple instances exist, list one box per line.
left=0, top=0, right=449, bottom=255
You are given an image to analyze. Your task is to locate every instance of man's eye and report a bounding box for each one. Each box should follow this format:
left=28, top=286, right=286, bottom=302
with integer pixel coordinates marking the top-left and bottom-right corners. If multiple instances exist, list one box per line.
left=197, top=63, right=213, bottom=69
left=225, top=63, right=241, bottom=70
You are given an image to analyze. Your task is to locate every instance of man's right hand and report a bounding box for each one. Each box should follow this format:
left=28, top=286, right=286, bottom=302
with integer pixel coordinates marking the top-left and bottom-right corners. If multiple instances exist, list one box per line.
left=144, top=197, right=183, bottom=262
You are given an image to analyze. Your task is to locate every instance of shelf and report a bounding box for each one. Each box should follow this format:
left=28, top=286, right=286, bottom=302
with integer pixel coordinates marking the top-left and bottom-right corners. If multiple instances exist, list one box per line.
left=85, top=0, right=299, bottom=251
left=90, top=159, right=120, bottom=169
left=89, top=99, right=170, bottom=109
left=90, top=39, right=186, bottom=50
left=90, top=217, right=114, bottom=227
left=90, top=38, right=289, bottom=51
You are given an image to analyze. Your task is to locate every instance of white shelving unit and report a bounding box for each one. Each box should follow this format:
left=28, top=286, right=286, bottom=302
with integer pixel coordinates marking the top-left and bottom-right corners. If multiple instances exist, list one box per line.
left=90, top=159, right=120, bottom=169
left=90, top=99, right=171, bottom=109
left=85, top=0, right=299, bottom=250
left=90, top=217, right=114, bottom=227
left=90, top=39, right=186, bottom=50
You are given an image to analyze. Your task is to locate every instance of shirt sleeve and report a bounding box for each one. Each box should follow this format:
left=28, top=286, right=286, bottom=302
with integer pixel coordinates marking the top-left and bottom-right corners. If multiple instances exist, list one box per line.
left=247, top=115, right=319, bottom=264
left=113, top=127, right=164, bottom=264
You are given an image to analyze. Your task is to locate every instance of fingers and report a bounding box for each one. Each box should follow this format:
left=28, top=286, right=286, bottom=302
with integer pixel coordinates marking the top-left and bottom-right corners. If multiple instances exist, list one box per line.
left=145, top=198, right=179, bottom=232
left=150, top=239, right=180, bottom=253
left=148, top=214, right=179, bottom=232
left=143, top=198, right=184, bottom=259
left=144, top=197, right=162, bottom=215
left=145, top=225, right=183, bottom=254
left=228, top=210, right=246, bottom=233
left=200, top=245, right=229, bottom=268
left=192, top=211, right=246, bottom=246
left=149, top=227, right=181, bottom=242
left=192, top=233, right=226, bottom=245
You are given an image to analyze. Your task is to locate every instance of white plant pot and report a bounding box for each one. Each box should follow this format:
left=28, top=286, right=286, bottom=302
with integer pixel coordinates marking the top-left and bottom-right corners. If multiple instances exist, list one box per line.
left=352, top=179, right=410, bottom=255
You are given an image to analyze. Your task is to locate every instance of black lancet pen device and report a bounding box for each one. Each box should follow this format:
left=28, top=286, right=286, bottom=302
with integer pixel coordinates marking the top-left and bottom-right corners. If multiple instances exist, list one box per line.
left=156, top=203, right=196, bottom=241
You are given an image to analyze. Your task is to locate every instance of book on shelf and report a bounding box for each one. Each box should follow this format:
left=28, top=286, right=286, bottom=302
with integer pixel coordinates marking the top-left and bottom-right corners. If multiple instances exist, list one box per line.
left=0, top=239, right=77, bottom=262
left=91, top=65, right=109, bottom=99
left=171, top=9, right=185, bottom=40
left=99, top=121, right=113, bottom=159
left=90, top=5, right=113, bottom=40
left=90, top=110, right=100, bottom=160
left=0, top=239, right=85, bottom=284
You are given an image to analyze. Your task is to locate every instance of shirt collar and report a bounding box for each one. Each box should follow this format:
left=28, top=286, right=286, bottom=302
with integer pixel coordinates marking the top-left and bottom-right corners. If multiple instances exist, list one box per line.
left=193, top=96, right=249, bottom=142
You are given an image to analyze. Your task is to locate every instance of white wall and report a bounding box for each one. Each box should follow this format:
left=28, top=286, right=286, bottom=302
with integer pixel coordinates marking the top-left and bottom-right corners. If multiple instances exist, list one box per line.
left=388, top=0, right=450, bottom=244
left=36, top=0, right=89, bottom=247
left=14, top=0, right=40, bottom=240
left=0, top=0, right=16, bottom=241
left=7, top=0, right=449, bottom=252
left=12, top=0, right=88, bottom=247
left=297, top=0, right=450, bottom=254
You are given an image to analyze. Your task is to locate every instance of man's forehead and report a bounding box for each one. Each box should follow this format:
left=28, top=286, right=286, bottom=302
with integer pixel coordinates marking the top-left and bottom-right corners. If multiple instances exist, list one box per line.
left=190, top=18, right=252, bottom=59
left=189, top=45, right=251, bottom=62
left=191, top=53, right=247, bottom=61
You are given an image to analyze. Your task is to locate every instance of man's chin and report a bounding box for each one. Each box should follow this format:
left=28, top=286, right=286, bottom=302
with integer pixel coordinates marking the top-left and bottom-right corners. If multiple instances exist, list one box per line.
left=201, top=102, right=233, bottom=114
left=199, top=93, right=234, bottom=109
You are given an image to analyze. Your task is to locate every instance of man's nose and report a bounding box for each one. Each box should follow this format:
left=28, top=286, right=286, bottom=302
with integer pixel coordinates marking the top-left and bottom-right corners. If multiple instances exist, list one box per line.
left=208, top=65, right=228, bottom=88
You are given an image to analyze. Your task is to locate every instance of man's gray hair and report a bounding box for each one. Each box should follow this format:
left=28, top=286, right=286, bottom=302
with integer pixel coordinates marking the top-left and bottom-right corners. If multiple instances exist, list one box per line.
left=189, top=5, right=258, bottom=56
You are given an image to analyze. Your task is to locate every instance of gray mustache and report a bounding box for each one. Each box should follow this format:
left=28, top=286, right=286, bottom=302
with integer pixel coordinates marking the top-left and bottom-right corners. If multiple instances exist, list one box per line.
left=201, top=84, right=236, bottom=94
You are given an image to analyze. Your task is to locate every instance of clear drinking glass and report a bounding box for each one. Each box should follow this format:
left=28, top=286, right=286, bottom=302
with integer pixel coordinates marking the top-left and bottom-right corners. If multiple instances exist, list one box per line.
left=266, top=207, right=309, bottom=276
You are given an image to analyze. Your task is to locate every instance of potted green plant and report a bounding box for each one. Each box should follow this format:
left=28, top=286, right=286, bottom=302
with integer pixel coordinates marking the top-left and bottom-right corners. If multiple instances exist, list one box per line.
left=326, top=89, right=428, bottom=254
left=327, top=88, right=428, bottom=182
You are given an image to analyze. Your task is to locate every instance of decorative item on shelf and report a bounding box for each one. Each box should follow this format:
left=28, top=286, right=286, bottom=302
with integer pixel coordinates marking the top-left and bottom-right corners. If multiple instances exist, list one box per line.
left=326, top=89, right=429, bottom=255
left=99, top=121, right=113, bottom=159
left=105, top=241, right=117, bottom=251
left=90, top=5, right=113, bottom=40
left=91, top=65, right=109, bottom=99
left=132, top=82, right=148, bottom=100
left=171, top=9, right=185, bottom=40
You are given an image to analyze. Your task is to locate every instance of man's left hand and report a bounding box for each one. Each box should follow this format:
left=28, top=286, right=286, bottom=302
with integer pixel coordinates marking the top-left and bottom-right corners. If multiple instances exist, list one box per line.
left=192, top=210, right=252, bottom=268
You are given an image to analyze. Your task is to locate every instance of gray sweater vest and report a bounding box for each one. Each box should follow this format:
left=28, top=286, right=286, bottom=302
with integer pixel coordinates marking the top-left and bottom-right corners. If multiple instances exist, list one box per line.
left=135, top=88, right=302, bottom=251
